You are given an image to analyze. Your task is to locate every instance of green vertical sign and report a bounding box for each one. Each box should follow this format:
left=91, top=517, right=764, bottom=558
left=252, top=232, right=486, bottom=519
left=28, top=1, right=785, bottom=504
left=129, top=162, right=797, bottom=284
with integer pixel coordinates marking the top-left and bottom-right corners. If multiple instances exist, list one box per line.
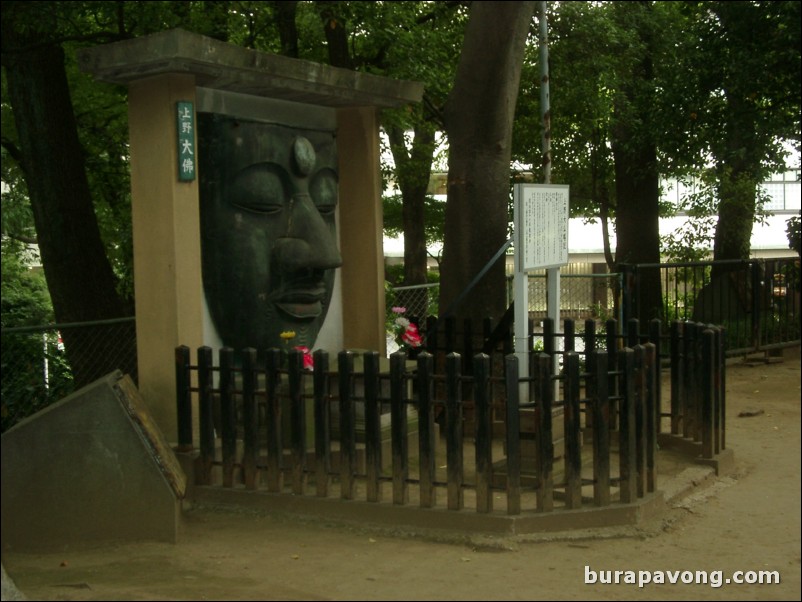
left=176, top=101, right=196, bottom=181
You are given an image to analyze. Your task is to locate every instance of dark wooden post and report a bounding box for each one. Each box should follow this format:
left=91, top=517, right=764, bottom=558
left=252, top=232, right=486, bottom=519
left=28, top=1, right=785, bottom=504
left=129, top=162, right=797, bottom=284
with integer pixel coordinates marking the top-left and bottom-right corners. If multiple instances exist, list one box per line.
left=474, top=353, right=493, bottom=513
left=504, top=316, right=515, bottom=356
left=701, top=329, right=715, bottom=459
left=390, top=351, right=409, bottom=505
left=583, top=319, right=597, bottom=430
left=644, top=342, right=658, bottom=493
left=627, top=318, right=640, bottom=348
left=445, top=316, right=457, bottom=353
left=649, top=319, right=663, bottom=435
left=241, top=347, right=258, bottom=489
left=220, top=347, right=237, bottom=488
left=264, top=348, right=283, bottom=493
left=564, top=351, right=582, bottom=509
left=670, top=320, right=683, bottom=435
left=649, top=319, right=662, bottom=357
left=504, top=354, right=522, bottom=515
left=175, top=345, right=193, bottom=451
left=592, top=350, right=611, bottom=506
left=425, top=316, right=439, bottom=355
left=606, top=319, right=619, bottom=431
left=535, top=353, right=554, bottom=512
left=417, top=352, right=436, bottom=508
left=288, top=348, right=306, bottom=494
left=313, top=349, right=330, bottom=497
left=338, top=351, right=356, bottom=500
left=633, top=345, right=646, bottom=498
left=197, top=346, right=214, bottom=486
left=711, top=326, right=722, bottom=455
left=364, top=350, right=383, bottom=503
left=692, top=322, right=704, bottom=442
left=618, top=347, right=637, bottom=504
left=719, top=327, right=727, bottom=451
left=564, top=318, right=576, bottom=353
left=682, top=322, right=695, bottom=439
left=445, top=353, right=463, bottom=510
left=483, top=317, right=493, bottom=354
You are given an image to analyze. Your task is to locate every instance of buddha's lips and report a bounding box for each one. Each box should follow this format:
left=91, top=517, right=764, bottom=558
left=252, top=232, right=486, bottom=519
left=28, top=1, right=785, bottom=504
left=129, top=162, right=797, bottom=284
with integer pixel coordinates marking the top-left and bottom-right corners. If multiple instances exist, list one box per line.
left=276, top=290, right=326, bottom=319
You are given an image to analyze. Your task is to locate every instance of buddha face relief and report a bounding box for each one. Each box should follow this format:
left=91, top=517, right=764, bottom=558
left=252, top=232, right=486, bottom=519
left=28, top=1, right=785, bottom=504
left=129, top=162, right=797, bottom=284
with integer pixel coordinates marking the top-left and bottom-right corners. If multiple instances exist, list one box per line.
left=198, top=114, right=342, bottom=352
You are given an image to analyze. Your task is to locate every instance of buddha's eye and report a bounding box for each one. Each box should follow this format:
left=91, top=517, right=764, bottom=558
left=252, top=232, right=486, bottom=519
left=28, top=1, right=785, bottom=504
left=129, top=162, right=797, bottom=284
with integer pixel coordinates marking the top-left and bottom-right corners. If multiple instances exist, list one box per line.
left=309, top=168, right=338, bottom=217
left=230, top=164, right=289, bottom=214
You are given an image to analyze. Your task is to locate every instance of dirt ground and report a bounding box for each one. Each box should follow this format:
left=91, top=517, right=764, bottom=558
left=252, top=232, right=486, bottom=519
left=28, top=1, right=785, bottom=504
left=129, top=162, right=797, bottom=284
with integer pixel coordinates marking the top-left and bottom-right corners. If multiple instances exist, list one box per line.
left=2, top=347, right=800, bottom=601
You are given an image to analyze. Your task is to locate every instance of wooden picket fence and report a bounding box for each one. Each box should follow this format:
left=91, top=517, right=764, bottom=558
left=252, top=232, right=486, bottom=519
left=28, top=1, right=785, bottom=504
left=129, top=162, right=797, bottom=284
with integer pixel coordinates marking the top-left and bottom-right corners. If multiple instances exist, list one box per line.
left=175, top=319, right=726, bottom=517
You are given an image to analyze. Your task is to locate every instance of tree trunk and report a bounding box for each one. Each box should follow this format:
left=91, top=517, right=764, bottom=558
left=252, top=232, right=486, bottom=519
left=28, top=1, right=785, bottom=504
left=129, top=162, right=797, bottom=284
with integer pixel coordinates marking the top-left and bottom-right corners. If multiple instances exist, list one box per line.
left=270, top=1, right=299, bottom=58
left=611, top=49, right=662, bottom=325
left=612, top=136, right=662, bottom=325
left=386, top=124, right=435, bottom=286
left=712, top=96, right=760, bottom=267
left=713, top=169, right=757, bottom=263
left=710, top=3, right=771, bottom=269
left=316, top=1, right=353, bottom=69
left=4, top=38, right=135, bottom=387
left=439, top=1, right=536, bottom=326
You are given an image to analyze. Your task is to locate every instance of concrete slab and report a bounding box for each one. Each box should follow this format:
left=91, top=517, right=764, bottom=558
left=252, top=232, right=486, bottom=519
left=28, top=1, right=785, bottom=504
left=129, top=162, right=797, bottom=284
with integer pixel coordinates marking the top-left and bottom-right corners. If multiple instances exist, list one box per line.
left=77, top=28, right=423, bottom=109
left=1, top=371, right=185, bottom=552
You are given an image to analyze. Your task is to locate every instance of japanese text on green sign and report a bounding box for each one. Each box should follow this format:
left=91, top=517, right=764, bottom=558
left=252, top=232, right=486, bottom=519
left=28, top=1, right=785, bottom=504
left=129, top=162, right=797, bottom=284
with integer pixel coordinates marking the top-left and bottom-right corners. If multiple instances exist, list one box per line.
left=177, top=101, right=195, bottom=181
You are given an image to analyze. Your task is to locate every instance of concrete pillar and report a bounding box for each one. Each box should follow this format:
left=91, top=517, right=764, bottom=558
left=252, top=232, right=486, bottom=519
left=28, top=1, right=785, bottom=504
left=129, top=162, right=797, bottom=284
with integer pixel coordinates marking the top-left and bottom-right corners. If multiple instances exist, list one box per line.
left=128, top=74, right=204, bottom=440
left=337, top=107, right=387, bottom=354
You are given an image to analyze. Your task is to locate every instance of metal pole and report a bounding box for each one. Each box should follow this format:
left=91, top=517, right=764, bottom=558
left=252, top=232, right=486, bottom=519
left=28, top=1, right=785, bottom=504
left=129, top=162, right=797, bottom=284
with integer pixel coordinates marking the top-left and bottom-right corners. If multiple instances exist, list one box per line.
left=514, top=184, right=530, bottom=402
left=540, top=1, right=561, bottom=394
left=539, top=1, right=551, bottom=184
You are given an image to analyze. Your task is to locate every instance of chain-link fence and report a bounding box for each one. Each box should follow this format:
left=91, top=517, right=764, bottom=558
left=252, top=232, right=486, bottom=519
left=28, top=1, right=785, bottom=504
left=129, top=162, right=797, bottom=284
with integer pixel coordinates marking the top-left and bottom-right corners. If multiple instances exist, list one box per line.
left=1, top=317, right=137, bottom=432
left=521, top=272, right=622, bottom=321
left=387, top=270, right=622, bottom=323
left=387, top=282, right=440, bottom=320
left=621, top=257, right=800, bottom=354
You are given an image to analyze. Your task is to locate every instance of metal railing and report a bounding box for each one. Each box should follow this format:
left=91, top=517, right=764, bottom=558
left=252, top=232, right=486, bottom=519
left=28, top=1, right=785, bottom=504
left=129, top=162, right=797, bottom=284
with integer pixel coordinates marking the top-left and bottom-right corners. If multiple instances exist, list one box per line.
left=621, top=257, right=800, bottom=355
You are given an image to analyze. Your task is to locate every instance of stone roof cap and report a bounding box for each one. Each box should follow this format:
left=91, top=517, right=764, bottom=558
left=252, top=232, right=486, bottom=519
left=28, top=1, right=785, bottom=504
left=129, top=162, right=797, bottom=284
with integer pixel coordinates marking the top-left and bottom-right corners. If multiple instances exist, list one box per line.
left=78, top=28, right=423, bottom=109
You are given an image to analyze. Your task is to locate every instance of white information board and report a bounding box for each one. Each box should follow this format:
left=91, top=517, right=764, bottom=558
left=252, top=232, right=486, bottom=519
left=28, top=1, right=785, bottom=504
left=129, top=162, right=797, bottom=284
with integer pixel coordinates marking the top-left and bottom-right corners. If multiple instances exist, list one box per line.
left=514, top=183, right=569, bottom=271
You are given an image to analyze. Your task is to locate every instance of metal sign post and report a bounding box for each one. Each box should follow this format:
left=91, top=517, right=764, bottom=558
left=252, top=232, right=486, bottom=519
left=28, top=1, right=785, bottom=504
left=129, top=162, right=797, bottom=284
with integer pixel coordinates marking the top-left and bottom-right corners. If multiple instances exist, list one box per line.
left=513, top=183, right=569, bottom=402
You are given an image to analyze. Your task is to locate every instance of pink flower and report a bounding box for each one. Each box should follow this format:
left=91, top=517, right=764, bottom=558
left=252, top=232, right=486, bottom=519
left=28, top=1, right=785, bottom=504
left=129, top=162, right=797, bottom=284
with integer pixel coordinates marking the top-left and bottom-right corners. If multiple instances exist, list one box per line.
left=401, top=324, right=422, bottom=348
left=392, top=306, right=406, bottom=314
left=294, top=346, right=314, bottom=370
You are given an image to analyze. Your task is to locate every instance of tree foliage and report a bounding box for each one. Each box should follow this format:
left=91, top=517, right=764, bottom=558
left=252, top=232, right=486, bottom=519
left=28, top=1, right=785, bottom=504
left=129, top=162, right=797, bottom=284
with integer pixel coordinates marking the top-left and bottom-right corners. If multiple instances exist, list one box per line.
left=675, top=1, right=801, bottom=264
left=2, top=0, right=799, bottom=372
left=787, top=215, right=802, bottom=257
left=0, top=242, right=73, bottom=432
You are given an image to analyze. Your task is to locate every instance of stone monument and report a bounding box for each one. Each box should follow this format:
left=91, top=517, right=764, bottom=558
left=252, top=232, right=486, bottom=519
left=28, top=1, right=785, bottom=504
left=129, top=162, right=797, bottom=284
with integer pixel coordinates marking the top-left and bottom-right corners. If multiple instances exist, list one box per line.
left=78, top=29, right=423, bottom=440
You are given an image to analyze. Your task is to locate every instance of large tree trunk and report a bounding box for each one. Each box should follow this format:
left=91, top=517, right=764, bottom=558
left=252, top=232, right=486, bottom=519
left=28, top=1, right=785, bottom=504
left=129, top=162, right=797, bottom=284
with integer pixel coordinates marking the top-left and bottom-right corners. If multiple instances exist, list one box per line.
left=712, top=95, right=760, bottom=267
left=3, top=38, right=135, bottom=387
left=710, top=3, right=770, bottom=270
left=612, top=133, right=662, bottom=325
left=270, top=1, right=300, bottom=58
left=386, top=124, right=436, bottom=287
left=439, top=1, right=536, bottom=326
left=316, top=0, right=353, bottom=69
left=610, top=4, right=662, bottom=326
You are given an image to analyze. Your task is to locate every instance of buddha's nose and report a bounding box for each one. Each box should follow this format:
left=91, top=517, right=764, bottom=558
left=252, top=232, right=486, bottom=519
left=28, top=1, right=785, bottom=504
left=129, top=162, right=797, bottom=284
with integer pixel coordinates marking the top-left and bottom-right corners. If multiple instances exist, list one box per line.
left=273, top=194, right=342, bottom=272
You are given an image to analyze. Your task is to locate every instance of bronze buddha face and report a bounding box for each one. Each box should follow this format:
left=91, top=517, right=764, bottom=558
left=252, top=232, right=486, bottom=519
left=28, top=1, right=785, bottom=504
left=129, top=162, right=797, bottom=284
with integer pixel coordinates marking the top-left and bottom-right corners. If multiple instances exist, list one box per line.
left=198, top=114, right=342, bottom=352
